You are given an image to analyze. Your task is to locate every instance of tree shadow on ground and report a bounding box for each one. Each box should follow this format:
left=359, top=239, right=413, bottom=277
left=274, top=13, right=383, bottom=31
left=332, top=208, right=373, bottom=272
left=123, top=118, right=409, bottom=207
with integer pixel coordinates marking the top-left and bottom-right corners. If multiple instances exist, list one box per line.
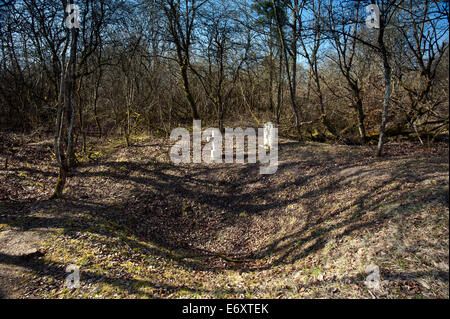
left=1, top=140, right=448, bottom=297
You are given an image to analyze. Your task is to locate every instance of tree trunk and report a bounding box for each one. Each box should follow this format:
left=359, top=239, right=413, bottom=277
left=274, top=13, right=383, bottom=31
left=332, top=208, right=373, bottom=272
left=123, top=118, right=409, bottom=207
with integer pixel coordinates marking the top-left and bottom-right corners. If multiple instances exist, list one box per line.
left=276, top=53, right=283, bottom=125
left=355, top=96, right=366, bottom=143
left=377, top=53, right=391, bottom=156
left=272, top=0, right=301, bottom=140
left=52, top=161, right=68, bottom=199
left=181, top=65, right=199, bottom=120
left=51, top=10, right=78, bottom=199
left=93, top=68, right=102, bottom=138
left=268, top=33, right=274, bottom=113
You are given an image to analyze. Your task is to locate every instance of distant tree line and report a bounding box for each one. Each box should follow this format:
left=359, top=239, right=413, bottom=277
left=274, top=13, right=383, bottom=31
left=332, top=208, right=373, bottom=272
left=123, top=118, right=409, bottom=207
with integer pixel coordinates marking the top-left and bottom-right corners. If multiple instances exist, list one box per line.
left=0, top=0, right=448, bottom=195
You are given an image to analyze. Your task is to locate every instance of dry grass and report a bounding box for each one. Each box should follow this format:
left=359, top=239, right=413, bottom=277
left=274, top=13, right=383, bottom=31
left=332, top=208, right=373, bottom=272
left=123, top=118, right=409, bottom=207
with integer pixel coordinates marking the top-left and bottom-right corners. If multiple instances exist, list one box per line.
left=0, top=134, right=448, bottom=298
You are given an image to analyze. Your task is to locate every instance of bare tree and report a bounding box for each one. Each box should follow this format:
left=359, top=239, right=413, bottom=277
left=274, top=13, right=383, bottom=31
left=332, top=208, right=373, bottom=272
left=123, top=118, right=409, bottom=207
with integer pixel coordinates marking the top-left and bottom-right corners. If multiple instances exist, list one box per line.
left=191, top=2, right=249, bottom=132
left=271, top=0, right=302, bottom=140
left=157, top=0, right=210, bottom=120
left=393, top=0, right=449, bottom=139
left=327, top=1, right=367, bottom=142
left=52, top=0, right=79, bottom=198
left=333, top=0, right=403, bottom=155
left=299, top=0, right=339, bottom=138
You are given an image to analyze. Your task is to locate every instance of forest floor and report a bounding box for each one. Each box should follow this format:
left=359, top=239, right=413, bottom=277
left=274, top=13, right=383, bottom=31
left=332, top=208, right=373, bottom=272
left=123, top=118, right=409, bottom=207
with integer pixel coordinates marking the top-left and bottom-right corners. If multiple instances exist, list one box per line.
left=0, top=133, right=448, bottom=299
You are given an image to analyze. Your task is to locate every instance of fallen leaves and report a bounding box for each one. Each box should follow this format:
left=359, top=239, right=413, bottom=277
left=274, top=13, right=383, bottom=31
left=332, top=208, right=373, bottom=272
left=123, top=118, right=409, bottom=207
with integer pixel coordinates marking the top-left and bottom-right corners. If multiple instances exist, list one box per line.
left=0, top=135, right=448, bottom=299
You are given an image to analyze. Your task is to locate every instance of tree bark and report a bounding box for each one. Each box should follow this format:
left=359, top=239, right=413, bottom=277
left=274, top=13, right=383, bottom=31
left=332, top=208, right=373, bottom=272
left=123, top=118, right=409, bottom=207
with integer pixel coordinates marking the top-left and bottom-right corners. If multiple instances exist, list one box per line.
left=377, top=52, right=391, bottom=156
left=356, top=96, right=366, bottom=143
left=181, top=65, right=199, bottom=119
left=272, top=0, right=302, bottom=140
left=51, top=5, right=78, bottom=199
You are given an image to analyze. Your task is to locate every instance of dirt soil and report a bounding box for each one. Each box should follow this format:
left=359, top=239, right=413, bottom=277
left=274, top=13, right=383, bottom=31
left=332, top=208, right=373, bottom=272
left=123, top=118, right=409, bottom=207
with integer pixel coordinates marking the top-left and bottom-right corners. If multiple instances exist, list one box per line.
left=0, top=134, right=448, bottom=298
